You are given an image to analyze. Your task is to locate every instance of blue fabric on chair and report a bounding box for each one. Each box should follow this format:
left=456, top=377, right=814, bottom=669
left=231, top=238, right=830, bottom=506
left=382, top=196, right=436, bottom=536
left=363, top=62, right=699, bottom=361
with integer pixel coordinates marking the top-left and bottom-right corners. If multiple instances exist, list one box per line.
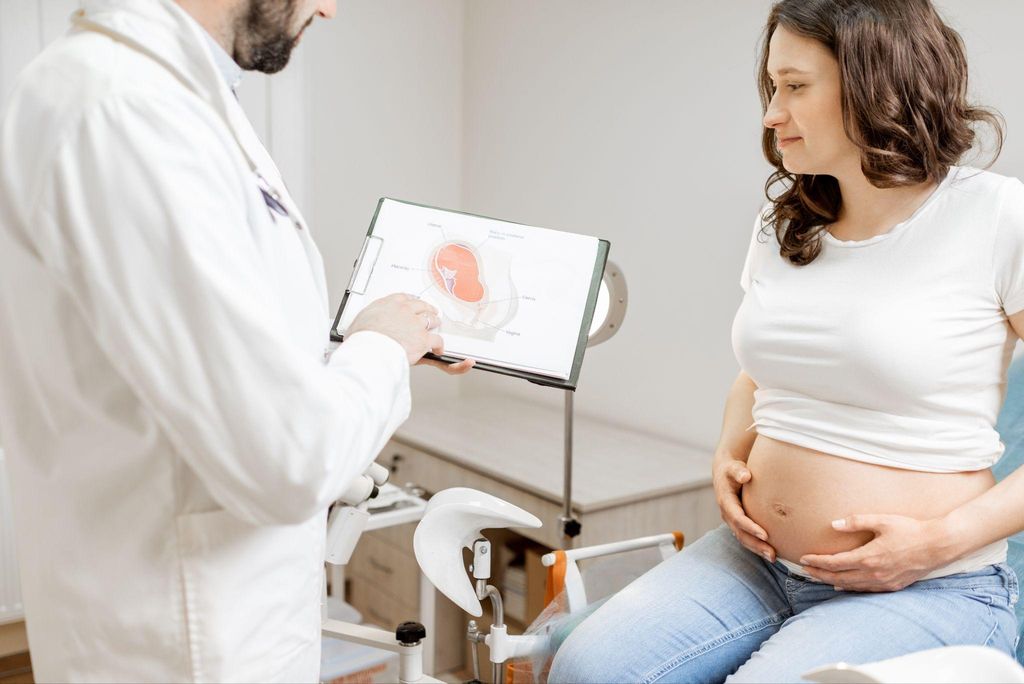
left=993, top=353, right=1024, bottom=662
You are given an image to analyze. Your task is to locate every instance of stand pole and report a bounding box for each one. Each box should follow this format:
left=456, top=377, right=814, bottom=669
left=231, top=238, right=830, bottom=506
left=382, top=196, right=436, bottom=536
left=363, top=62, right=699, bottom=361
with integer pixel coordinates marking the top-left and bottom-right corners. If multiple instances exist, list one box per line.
left=560, top=390, right=581, bottom=547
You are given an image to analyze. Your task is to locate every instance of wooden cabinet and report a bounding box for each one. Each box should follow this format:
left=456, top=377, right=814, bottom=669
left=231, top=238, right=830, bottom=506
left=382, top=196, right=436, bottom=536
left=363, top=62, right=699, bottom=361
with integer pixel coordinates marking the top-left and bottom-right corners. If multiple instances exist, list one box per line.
left=348, top=394, right=720, bottom=678
left=384, top=394, right=720, bottom=550
left=344, top=522, right=466, bottom=674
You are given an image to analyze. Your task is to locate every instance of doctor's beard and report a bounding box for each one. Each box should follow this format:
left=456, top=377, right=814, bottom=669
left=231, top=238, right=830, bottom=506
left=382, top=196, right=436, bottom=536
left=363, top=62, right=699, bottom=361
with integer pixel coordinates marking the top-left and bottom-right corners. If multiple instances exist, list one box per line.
left=234, top=0, right=313, bottom=74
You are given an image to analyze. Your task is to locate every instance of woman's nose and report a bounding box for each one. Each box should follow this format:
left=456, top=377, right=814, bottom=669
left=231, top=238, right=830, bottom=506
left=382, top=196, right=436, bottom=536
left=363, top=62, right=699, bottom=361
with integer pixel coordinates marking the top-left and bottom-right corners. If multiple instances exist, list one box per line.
left=762, top=95, right=788, bottom=130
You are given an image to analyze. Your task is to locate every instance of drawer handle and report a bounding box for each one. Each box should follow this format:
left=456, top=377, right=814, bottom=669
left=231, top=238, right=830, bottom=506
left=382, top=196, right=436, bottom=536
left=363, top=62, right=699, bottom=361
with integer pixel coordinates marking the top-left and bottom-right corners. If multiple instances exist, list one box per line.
left=370, top=557, right=394, bottom=575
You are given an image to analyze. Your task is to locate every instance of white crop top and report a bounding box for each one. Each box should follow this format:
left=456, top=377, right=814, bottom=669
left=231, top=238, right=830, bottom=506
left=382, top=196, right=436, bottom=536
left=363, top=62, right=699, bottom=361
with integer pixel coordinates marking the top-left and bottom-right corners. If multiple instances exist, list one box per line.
left=732, top=166, right=1024, bottom=473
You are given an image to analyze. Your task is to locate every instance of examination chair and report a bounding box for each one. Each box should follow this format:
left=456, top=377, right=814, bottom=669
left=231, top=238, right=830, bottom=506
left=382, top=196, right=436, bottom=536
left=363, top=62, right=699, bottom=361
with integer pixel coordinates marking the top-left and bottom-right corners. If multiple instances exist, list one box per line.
left=993, top=352, right=1024, bottom=665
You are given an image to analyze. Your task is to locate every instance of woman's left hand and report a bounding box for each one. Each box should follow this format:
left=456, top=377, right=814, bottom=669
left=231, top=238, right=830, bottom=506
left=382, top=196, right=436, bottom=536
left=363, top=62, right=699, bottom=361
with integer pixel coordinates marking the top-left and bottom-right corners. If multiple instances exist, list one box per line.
left=798, top=514, right=955, bottom=592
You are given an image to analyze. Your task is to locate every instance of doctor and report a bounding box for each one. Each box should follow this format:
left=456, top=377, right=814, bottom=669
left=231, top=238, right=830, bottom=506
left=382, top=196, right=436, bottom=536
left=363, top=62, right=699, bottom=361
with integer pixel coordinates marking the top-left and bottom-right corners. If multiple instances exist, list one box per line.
left=0, top=0, right=471, bottom=681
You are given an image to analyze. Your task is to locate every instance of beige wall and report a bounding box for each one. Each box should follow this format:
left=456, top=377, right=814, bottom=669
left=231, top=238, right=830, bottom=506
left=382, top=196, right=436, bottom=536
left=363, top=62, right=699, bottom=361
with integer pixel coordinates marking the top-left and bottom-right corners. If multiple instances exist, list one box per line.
left=302, top=0, right=466, bottom=404
left=458, top=1, right=774, bottom=447
left=452, top=0, right=1024, bottom=448
left=5, top=1, right=1023, bottom=458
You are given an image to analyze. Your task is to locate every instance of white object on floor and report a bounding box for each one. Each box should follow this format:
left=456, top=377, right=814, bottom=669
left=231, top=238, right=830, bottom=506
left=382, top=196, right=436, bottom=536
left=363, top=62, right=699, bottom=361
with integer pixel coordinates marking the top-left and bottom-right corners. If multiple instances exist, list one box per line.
left=803, top=645, right=1024, bottom=683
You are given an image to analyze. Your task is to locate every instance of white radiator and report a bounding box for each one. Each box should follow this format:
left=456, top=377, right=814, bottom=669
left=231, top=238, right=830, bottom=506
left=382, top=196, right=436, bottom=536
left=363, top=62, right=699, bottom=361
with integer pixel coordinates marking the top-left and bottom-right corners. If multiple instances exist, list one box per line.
left=0, top=449, right=23, bottom=624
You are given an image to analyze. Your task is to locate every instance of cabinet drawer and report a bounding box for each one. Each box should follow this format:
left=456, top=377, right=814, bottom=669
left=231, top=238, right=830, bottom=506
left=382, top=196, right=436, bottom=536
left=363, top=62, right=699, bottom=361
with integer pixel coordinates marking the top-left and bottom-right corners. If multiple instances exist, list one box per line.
left=346, top=574, right=466, bottom=673
left=347, top=532, right=419, bottom=608
left=367, top=520, right=416, bottom=553
left=384, top=440, right=566, bottom=549
left=347, top=573, right=418, bottom=631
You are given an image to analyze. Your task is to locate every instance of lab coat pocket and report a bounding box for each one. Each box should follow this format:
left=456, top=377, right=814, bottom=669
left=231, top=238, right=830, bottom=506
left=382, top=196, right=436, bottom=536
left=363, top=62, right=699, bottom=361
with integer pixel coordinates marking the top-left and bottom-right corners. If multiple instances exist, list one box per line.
left=176, top=508, right=323, bottom=683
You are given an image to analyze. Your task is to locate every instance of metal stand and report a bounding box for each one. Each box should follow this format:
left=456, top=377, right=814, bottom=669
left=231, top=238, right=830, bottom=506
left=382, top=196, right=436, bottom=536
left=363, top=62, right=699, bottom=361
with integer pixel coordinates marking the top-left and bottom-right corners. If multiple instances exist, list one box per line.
left=559, top=390, right=582, bottom=547
left=465, top=539, right=547, bottom=684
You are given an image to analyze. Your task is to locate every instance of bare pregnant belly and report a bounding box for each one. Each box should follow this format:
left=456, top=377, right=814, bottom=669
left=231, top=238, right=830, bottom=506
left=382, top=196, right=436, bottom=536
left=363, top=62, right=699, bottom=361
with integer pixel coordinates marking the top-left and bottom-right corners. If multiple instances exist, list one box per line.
left=740, top=435, right=995, bottom=564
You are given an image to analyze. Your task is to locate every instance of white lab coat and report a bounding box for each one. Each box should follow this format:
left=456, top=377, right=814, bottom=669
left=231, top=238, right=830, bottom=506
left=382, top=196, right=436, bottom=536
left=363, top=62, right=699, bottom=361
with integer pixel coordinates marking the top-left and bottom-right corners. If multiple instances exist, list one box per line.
left=0, top=1, right=411, bottom=681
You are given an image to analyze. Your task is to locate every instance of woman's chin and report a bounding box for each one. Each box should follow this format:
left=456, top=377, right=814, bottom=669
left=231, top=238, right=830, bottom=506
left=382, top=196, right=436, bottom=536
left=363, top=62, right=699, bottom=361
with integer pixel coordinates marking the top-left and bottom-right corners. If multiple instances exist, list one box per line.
left=780, top=156, right=809, bottom=175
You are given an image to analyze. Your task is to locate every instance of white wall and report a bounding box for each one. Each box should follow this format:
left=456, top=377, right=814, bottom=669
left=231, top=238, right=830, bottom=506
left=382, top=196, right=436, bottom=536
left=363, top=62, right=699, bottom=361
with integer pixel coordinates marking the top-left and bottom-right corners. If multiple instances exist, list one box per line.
left=458, top=0, right=775, bottom=446
left=0, top=0, right=79, bottom=104
left=4, top=1, right=1023, bottom=452
left=0, top=0, right=80, bottom=628
left=302, top=0, right=465, bottom=404
left=452, top=0, right=1024, bottom=449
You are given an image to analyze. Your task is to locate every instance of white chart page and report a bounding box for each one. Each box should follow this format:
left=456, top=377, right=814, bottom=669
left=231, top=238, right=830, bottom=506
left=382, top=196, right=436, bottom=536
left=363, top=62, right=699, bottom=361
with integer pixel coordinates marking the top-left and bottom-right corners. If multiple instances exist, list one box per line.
left=337, top=200, right=601, bottom=379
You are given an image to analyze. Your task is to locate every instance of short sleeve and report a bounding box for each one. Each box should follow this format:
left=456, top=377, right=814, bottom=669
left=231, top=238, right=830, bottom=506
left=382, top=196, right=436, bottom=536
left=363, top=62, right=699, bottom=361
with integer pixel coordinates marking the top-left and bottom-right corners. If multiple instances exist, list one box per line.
left=740, top=205, right=771, bottom=293
left=994, top=178, right=1024, bottom=316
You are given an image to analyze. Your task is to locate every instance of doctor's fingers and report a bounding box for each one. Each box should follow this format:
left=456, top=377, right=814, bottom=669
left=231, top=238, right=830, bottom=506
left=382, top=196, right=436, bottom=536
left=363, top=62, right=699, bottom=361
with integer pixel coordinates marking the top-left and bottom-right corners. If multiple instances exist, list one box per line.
left=405, top=298, right=440, bottom=316
left=421, top=312, right=442, bottom=331
left=426, top=332, right=445, bottom=356
left=416, top=356, right=475, bottom=375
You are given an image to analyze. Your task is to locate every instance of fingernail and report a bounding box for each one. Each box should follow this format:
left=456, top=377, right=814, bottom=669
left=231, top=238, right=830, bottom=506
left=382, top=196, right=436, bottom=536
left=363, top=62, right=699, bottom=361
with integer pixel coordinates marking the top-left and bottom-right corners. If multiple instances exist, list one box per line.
left=798, top=557, right=809, bottom=565
left=834, top=586, right=844, bottom=592
left=762, top=552, right=773, bottom=562
left=831, top=519, right=846, bottom=530
left=756, top=532, right=767, bottom=541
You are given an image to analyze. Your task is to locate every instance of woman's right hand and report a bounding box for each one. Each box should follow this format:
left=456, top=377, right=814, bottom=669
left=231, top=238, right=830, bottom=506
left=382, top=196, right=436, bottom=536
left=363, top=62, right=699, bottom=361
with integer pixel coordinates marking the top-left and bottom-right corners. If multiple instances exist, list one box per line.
left=712, top=456, right=776, bottom=562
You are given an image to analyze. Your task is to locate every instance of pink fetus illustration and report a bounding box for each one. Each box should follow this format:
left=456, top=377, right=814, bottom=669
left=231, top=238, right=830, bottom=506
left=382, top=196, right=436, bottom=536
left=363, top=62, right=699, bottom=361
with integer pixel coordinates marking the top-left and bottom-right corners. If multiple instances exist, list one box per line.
left=431, top=242, right=485, bottom=303
left=424, top=238, right=517, bottom=341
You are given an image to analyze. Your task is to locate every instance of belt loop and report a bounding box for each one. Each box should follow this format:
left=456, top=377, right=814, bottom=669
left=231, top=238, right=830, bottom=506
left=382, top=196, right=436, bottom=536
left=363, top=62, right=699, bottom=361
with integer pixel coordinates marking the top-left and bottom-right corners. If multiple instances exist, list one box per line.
left=1002, top=563, right=1019, bottom=604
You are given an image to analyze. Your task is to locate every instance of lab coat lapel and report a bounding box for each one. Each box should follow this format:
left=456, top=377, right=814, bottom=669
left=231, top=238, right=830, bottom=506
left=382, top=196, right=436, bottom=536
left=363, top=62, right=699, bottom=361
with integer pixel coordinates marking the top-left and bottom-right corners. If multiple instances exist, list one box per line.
left=221, top=93, right=332, bottom=317
left=75, top=0, right=330, bottom=315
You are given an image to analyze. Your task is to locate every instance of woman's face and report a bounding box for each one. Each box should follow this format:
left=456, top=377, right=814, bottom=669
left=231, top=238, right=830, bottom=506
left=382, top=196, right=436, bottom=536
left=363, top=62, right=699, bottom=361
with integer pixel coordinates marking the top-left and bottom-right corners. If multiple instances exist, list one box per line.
left=763, top=25, right=860, bottom=176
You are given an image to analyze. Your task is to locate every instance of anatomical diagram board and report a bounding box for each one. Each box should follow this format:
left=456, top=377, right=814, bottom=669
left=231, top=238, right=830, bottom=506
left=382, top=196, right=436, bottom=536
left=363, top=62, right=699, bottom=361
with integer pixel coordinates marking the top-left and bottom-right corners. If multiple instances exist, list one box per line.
left=332, top=199, right=609, bottom=389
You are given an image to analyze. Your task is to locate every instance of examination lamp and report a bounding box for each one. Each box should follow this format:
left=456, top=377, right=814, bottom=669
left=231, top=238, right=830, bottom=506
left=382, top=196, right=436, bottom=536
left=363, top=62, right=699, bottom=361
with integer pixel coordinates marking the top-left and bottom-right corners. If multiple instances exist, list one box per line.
left=560, top=260, right=627, bottom=546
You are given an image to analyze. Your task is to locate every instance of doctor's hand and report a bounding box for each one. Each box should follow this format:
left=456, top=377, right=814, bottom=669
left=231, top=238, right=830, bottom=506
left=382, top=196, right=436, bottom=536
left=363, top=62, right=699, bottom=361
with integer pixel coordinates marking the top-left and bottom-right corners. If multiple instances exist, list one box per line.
left=712, top=453, right=775, bottom=562
left=798, top=514, right=950, bottom=592
left=347, top=294, right=473, bottom=375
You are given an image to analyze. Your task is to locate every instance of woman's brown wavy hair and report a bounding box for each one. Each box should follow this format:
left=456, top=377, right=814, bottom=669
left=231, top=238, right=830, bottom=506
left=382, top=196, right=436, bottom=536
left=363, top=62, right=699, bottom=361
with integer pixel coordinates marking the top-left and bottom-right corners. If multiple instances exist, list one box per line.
left=758, top=0, right=1004, bottom=264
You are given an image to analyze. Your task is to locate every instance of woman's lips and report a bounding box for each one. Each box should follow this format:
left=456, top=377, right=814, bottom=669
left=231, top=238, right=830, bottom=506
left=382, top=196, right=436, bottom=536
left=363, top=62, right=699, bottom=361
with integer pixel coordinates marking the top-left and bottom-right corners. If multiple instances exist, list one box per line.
left=778, top=136, right=802, bottom=148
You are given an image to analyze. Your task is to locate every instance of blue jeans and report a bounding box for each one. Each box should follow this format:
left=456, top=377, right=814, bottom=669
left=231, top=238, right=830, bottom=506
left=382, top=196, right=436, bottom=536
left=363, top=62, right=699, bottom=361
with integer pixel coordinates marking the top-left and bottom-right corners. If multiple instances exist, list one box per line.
left=548, top=525, right=1019, bottom=683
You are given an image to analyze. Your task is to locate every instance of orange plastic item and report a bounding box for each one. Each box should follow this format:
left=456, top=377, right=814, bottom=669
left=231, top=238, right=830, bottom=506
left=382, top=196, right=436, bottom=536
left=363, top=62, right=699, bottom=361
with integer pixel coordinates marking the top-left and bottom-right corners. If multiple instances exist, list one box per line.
left=544, top=550, right=568, bottom=606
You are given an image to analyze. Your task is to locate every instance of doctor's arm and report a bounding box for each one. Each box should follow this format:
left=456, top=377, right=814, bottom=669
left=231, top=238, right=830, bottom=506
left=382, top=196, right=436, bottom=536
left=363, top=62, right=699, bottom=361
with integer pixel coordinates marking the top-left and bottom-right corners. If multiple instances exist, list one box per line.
left=800, top=310, right=1024, bottom=591
left=33, top=92, right=415, bottom=526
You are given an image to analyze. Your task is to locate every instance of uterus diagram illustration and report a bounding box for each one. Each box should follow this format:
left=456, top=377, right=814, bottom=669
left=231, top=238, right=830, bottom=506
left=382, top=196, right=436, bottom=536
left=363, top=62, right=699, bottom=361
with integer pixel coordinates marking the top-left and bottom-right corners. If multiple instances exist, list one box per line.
left=425, top=239, right=518, bottom=341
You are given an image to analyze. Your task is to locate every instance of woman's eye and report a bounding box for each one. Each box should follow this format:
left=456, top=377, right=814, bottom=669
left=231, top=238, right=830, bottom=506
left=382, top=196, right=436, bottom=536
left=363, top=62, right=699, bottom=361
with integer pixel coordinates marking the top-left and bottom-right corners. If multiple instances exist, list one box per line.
left=787, top=83, right=804, bottom=91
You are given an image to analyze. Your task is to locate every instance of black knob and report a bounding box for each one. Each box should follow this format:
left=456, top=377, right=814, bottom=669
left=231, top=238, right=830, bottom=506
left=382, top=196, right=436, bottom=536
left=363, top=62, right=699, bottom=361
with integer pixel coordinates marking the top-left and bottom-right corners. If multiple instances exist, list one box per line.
left=396, top=621, right=427, bottom=645
left=563, top=518, right=582, bottom=538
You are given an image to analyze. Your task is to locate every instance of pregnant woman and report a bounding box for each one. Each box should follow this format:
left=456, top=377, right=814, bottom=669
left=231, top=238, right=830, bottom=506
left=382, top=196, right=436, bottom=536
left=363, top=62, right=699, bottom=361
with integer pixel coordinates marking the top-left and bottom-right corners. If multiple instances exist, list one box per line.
left=548, top=1, right=1024, bottom=682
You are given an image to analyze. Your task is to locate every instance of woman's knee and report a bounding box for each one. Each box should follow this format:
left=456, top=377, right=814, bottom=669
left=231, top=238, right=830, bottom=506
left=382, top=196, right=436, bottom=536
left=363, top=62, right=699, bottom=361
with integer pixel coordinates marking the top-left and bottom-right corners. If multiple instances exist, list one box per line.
left=546, top=594, right=654, bottom=683
left=548, top=627, right=611, bottom=683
